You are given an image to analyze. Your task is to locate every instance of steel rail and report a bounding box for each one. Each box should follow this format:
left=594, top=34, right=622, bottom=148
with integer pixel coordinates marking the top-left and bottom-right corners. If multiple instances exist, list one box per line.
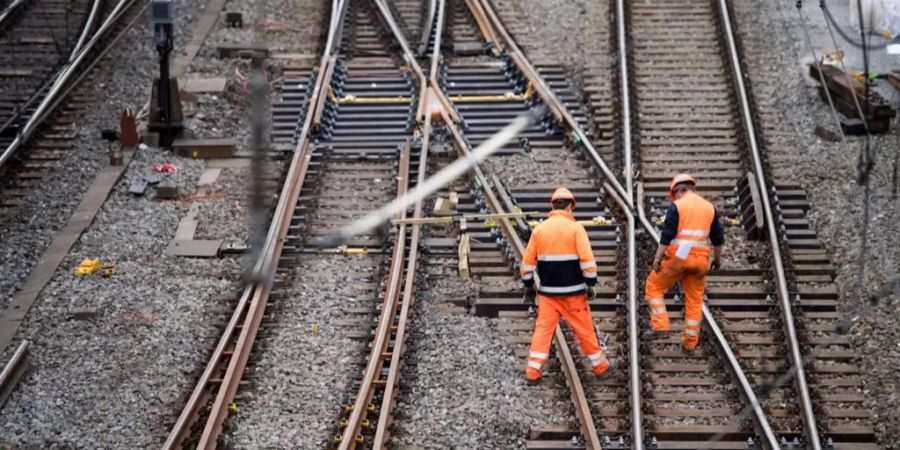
left=469, top=0, right=656, bottom=237
left=370, top=116, right=429, bottom=450
left=417, top=0, right=436, bottom=55
left=338, top=1, right=439, bottom=446
left=716, top=0, right=821, bottom=447
left=0, top=0, right=138, bottom=168
left=0, top=0, right=27, bottom=29
left=371, top=0, right=459, bottom=123
left=613, top=0, right=643, bottom=447
left=71, top=0, right=102, bottom=63
left=615, top=0, right=781, bottom=445
left=162, top=3, right=345, bottom=447
left=0, top=340, right=29, bottom=409
left=0, top=0, right=105, bottom=141
left=338, top=140, right=414, bottom=449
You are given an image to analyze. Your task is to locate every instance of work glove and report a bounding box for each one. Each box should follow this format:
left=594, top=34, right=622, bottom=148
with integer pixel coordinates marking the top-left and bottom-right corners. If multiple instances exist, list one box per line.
left=586, top=288, right=596, bottom=300
left=651, top=257, right=662, bottom=273
left=711, top=257, right=722, bottom=271
left=523, top=286, right=537, bottom=304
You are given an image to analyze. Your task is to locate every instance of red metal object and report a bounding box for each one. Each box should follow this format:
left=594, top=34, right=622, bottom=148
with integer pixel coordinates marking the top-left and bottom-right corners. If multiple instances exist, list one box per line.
left=152, top=162, right=178, bottom=173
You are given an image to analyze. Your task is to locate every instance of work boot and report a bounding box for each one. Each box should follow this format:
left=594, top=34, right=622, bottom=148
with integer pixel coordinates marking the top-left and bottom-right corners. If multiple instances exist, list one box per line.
left=525, top=367, right=542, bottom=385
left=593, top=358, right=618, bottom=380
left=642, top=329, right=670, bottom=340
left=681, top=334, right=699, bottom=352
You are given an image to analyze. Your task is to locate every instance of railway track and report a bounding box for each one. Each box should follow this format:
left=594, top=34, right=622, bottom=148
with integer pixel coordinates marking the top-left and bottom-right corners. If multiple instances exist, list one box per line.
left=624, top=0, right=878, bottom=448
left=0, top=0, right=143, bottom=216
left=0, top=0, right=92, bottom=138
left=162, top=0, right=882, bottom=448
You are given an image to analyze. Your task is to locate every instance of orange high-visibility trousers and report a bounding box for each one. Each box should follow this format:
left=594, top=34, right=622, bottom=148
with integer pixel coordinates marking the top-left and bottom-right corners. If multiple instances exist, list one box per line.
left=644, top=253, right=709, bottom=349
left=525, top=294, right=609, bottom=380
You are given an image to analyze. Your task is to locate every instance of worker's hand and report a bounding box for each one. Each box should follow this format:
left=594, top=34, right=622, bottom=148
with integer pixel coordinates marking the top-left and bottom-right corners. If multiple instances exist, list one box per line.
left=711, top=257, right=722, bottom=271
left=651, top=257, right=662, bottom=273
left=523, top=286, right=537, bottom=304
left=585, top=288, right=596, bottom=300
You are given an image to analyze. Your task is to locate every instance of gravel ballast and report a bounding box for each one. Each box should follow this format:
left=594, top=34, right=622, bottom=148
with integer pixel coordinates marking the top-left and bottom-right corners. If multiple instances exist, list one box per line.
left=223, top=254, right=384, bottom=448
left=388, top=248, right=572, bottom=449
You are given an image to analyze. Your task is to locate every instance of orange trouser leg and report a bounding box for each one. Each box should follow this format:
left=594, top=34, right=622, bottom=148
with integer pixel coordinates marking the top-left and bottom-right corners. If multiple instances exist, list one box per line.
left=526, top=295, right=562, bottom=380
left=644, top=258, right=682, bottom=331
left=557, top=294, right=609, bottom=375
left=680, top=254, right=709, bottom=350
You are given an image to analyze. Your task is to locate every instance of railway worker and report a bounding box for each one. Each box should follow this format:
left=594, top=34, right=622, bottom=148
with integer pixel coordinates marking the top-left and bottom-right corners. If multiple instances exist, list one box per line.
left=520, top=187, right=617, bottom=383
left=644, top=174, right=725, bottom=351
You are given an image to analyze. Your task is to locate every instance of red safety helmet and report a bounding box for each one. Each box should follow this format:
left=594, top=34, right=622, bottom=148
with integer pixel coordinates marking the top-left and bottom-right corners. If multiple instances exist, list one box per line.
left=550, top=187, right=576, bottom=209
left=668, top=174, right=696, bottom=201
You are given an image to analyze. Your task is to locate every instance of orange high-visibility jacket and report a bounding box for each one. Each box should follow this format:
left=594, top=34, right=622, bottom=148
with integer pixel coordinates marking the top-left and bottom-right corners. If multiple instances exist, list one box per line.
left=667, top=191, right=716, bottom=259
left=520, top=210, right=597, bottom=296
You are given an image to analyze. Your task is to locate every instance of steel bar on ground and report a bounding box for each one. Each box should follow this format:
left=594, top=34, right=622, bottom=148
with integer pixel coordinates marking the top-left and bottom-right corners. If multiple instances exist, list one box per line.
left=0, top=340, right=29, bottom=409
left=717, top=0, right=821, bottom=447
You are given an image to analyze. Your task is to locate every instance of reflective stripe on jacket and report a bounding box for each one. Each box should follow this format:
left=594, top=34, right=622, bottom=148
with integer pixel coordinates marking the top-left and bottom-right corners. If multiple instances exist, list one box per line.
left=667, top=191, right=715, bottom=259
left=520, top=210, right=597, bottom=296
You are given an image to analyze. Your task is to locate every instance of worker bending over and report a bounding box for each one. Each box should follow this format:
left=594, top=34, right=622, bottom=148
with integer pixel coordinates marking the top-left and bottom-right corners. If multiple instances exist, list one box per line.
left=520, top=188, right=617, bottom=382
left=645, top=174, right=725, bottom=350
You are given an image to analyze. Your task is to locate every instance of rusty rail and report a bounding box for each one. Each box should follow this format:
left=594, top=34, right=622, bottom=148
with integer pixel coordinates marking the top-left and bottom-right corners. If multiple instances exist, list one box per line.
left=161, top=4, right=344, bottom=447
left=336, top=2, right=434, bottom=447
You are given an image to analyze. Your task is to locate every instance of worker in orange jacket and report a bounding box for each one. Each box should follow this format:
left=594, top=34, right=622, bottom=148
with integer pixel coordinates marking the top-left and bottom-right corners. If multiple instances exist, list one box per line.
left=644, top=174, right=725, bottom=350
left=520, top=188, right=617, bottom=382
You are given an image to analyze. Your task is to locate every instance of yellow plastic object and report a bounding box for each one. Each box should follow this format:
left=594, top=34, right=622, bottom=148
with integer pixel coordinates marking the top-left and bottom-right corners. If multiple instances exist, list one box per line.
left=228, top=403, right=237, bottom=413
left=484, top=219, right=497, bottom=229
left=728, top=218, right=741, bottom=226
left=74, top=259, right=101, bottom=277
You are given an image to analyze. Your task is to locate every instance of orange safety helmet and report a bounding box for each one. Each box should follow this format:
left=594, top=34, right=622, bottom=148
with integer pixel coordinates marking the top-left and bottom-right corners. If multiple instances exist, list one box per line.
left=668, top=174, right=696, bottom=201
left=550, top=187, right=576, bottom=209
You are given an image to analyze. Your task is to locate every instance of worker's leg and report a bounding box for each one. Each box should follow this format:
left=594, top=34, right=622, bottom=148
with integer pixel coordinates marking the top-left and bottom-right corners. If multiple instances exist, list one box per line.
left=680, top=254, right=709, bottom=350
left=526, top=295, right=562, bottom=381
left=644, top=257, right=683, bottom=332
left=559, top=294, right=611, bottom=376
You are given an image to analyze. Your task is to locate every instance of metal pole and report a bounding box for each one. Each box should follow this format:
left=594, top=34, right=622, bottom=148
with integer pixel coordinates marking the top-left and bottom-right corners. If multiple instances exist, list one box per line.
left=717, top=0, right=821, bottom=447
